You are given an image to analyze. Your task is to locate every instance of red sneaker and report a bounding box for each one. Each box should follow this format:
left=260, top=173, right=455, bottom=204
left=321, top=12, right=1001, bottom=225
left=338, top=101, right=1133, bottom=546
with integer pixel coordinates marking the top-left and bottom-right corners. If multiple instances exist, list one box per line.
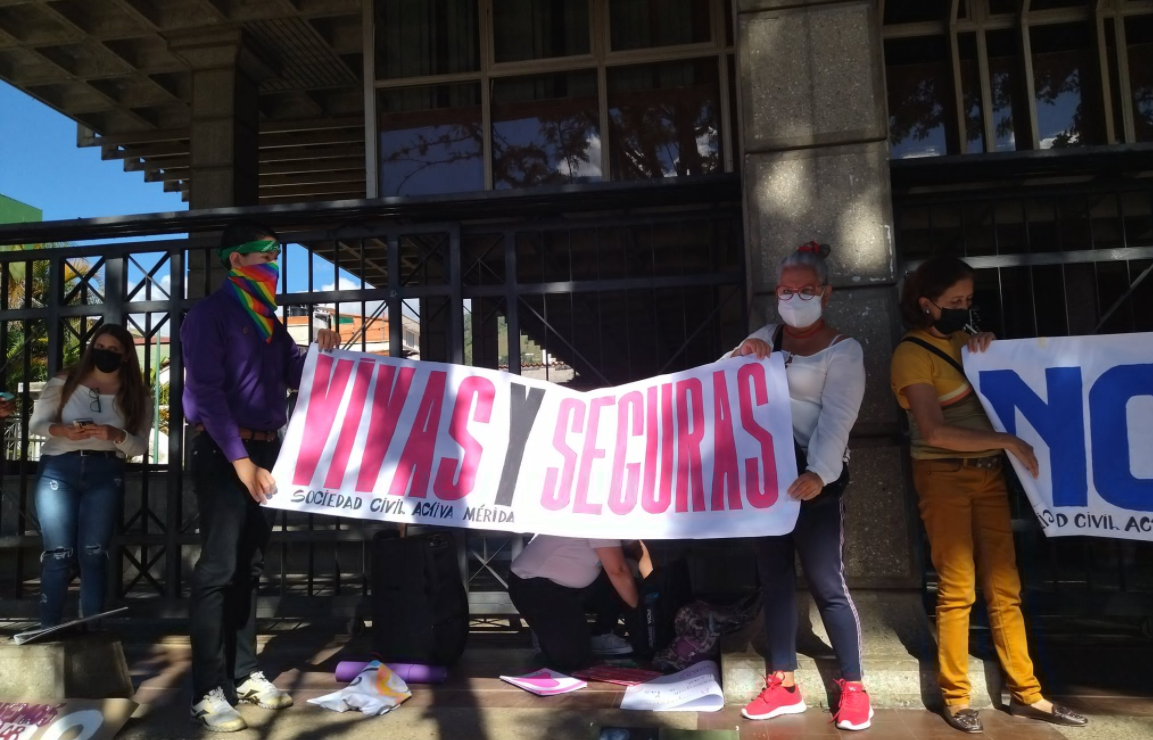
left=833, top=680, right=874, bottom=731
left=741, top=672, right=807, bottom=721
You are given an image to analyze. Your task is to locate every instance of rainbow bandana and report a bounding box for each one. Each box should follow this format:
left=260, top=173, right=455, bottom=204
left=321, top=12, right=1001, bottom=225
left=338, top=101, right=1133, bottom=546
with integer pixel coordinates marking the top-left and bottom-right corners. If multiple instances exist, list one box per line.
left=228, top=262, right=279, bottom=342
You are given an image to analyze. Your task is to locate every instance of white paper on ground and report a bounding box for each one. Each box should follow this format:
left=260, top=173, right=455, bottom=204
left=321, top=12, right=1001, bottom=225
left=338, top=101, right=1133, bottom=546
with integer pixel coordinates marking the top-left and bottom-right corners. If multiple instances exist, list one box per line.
left=499, top=669, right=587, bottom=696
left=620, top=660, right=724, bottom=712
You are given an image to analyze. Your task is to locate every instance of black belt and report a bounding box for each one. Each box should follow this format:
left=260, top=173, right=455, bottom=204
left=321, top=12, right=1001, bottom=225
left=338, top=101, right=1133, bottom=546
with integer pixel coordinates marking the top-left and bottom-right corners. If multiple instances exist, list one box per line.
left=935, top=456, right=1002, bottom=470
left=59, top=450, right=124, bottom=460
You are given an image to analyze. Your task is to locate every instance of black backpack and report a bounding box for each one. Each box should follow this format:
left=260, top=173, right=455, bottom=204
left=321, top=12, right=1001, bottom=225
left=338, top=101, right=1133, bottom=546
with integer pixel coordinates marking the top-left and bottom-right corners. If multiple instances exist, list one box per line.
left=630, top=556, right=694, bottom=657
left=370, top=530, right=469, bottom=666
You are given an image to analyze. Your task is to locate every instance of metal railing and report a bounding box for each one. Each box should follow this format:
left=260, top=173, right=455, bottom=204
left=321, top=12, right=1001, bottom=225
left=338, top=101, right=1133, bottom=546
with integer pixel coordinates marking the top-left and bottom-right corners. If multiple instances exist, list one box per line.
left=894, top=173, right=1153, bottom=631
left=0, top=179, right=745, bottom=620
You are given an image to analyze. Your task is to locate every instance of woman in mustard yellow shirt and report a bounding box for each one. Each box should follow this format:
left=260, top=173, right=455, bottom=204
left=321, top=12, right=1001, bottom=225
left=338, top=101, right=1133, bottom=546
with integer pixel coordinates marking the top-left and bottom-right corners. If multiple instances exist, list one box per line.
left=891, top=256, right=1087, bottom=733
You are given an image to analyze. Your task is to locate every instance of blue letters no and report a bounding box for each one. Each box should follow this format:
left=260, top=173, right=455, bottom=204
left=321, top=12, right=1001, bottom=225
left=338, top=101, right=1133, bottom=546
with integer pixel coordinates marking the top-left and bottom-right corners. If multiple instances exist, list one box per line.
left=980, top=368, right=1086, bottom=506
left=1090, top=363, right=1153, bottom=512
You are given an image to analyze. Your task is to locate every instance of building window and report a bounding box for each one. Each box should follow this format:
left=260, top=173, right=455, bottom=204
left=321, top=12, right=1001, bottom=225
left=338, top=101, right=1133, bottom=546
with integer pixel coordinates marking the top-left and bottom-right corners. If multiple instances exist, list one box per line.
left=1030, top=22, right=1104, bottom=148
left=1128, top=14, right=1153, bottom=143
left=375, top=0, right=479, bottom=80
left=492, top=71, right=602, bottom=188
left=882, top=4, right=1153, bottom=155
left=608, top=59, right=721, bottom=179
left=886, top=36, right=955, bottom=159
left=404, top=330, right=417, bottom=347
left=494, top=0, right=590, bottom=63
left=373, top=0, right=735, bottom=192
left=378, top=83, right=483, bottom=196
left=959, top=34, right=985, bottom=153
left=609, top=0, right=711, bottom=51
left=883, top=0, right=947, bottom=25
left=987, top=29, right=1029, bottom=151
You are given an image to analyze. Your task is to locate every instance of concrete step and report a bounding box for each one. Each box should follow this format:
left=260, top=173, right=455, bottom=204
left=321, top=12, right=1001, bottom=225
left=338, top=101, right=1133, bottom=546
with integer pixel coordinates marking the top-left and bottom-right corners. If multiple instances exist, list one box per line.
left=723, top=651, right=1000, bottom=709
left=0, top=631, right=134, bottom=700
left=720, top=590, right=1001, bottom=709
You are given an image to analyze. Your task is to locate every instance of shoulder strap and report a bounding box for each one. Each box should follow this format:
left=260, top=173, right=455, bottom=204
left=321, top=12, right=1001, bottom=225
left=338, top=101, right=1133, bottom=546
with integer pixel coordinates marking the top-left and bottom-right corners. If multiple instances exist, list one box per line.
left=771, top=325, right=784, bottom=353
left=900, top=336, right=966, bottom=376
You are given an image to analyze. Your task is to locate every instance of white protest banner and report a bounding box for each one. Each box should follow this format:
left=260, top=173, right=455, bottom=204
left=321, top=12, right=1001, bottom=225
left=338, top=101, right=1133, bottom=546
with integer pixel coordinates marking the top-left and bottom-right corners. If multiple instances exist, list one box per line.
left=0, top=699, right=136, bottom=740
left=267, top=347, right=799, bottom=540
left=965, top=332, right=1153, bottom=540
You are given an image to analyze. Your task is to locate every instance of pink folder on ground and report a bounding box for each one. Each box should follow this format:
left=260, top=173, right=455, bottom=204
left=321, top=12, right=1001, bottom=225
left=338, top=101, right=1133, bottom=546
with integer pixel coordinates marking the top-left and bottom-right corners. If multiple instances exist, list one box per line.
left=499, top=669, right=587, bottom=696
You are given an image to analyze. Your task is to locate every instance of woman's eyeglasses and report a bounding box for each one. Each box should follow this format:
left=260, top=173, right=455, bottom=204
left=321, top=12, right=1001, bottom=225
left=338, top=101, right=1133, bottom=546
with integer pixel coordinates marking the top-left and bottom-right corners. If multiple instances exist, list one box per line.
left=775, top=285, right=826, bottom=301
left=89, top=387, right=101, bottom=414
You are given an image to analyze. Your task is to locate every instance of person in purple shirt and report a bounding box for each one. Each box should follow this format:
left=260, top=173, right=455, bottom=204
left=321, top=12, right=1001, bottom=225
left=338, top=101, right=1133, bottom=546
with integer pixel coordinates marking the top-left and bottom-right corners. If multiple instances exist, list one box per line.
left=182, top=220, right=338, bottom=732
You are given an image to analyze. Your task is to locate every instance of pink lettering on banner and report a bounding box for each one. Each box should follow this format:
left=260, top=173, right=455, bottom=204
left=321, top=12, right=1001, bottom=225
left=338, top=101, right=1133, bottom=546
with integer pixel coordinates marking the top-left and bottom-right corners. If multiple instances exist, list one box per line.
left=710, top=370, right=742, bottom=511
left=642, top=384, right=674, bottom=515
left=574, top=395, right=615, bottom=515
left=738, top=363, right=779, bottom=509
left=608, top=390, right=644, bottom=515
left=433, top=376, right=496, bottom=501
left=355, top=365, right=415, bottom=493
left=541, top=398, right=585, bottom=511
left=387, top=371, right=448, bottom=498
left=324, top=360, right=376, bottom=490
left=293, top=354, right=355, bottom=486
left=675, top=378, right=707, bottom=513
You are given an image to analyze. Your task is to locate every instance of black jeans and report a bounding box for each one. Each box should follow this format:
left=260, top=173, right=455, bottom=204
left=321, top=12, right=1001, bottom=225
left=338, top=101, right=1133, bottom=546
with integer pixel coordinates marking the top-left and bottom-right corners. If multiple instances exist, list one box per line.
left=189, top=432, right=278, bottom=701
left=755, top=494, right=864, bottom=681
left=509, top=572, right=633, bottom=673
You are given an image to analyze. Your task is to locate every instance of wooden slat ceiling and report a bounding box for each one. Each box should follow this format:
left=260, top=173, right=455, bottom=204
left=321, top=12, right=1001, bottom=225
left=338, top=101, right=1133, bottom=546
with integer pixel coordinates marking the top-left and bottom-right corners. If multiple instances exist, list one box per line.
left=0, top=0, right=366, bottom=204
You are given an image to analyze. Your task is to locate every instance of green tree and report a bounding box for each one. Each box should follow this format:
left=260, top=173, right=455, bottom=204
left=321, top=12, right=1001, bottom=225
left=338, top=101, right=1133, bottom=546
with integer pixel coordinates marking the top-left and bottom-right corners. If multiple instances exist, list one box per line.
left=1, top=244, right=100, bottom=391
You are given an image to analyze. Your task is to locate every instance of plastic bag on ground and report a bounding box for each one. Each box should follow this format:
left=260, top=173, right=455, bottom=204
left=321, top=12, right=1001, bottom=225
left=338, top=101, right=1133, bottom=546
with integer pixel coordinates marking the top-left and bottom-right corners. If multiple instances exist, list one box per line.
left=308, top=661, right=412, bottom=716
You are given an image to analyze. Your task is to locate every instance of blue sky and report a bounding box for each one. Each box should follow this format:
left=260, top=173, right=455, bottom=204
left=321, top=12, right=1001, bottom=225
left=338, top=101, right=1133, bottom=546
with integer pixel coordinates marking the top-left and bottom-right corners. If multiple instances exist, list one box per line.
left=0, top=81, right=370, bottom=309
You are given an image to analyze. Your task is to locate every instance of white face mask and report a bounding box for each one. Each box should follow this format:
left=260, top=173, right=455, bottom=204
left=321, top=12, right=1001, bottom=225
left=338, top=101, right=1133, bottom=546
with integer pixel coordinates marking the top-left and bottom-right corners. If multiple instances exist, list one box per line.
left=777, top=295, right=824, bottom=329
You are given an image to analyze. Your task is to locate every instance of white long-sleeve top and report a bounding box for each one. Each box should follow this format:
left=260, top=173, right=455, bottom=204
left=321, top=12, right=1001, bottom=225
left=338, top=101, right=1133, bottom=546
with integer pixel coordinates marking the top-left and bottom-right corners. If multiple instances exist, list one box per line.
left=29, top=377, right=153, bottom=459
left=724, top=324, right=866, bottom=485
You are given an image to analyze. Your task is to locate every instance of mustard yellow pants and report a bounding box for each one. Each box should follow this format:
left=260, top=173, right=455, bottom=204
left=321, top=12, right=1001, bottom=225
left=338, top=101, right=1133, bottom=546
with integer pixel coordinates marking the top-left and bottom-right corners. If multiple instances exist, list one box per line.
left=912, top=459, right=1043, bottom=707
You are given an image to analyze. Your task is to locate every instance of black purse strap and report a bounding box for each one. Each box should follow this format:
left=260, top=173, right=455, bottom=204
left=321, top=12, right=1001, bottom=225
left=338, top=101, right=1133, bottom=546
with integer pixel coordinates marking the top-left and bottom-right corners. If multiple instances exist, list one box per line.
left=900, top=336, right=966, bottom=377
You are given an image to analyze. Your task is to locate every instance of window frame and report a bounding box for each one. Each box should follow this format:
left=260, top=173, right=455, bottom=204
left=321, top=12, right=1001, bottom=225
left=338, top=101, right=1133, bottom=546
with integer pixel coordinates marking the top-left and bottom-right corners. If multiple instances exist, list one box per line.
left=366, top=0, right=737, bottom=195
left=881, top=0, right=1153, bottom=157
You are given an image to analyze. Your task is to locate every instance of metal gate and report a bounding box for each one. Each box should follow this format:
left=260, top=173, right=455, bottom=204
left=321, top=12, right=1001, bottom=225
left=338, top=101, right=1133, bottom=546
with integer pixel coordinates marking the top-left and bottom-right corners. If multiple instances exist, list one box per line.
left=0, top=181, right=745, bottom=621
left=893, top=164, right=1153, bottom=632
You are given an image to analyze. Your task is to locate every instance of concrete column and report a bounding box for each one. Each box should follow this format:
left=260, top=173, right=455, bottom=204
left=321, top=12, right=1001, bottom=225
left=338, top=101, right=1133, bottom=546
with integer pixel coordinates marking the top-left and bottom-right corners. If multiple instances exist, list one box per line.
left=170, top=29, right=272, bottom=298
left=720, top=0, right=970, bottom=708
left=737, top=0, right=909, bottom=589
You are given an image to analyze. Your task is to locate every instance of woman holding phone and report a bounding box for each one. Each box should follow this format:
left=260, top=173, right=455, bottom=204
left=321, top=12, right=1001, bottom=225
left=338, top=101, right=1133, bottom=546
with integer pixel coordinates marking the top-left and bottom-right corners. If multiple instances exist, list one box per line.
left=29, top=324, right=152, bottom=627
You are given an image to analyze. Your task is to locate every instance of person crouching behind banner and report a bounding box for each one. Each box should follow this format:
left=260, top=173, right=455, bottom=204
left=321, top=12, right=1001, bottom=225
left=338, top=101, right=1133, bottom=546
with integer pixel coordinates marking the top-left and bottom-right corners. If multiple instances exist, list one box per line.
left=724, top=242, right=871, bottom=731
left=181, top=220, right=339, bottom=733
left=509, top=536, right=639, bottom=672
left=890, top=256, right=1087, bottom=733
left=28, top=324, right=152, bottom=628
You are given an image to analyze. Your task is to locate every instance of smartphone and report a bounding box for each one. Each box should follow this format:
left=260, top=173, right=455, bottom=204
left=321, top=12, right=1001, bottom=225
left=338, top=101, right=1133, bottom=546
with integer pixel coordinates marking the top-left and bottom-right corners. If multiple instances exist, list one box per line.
left=73, top=418, right=95, bottom=427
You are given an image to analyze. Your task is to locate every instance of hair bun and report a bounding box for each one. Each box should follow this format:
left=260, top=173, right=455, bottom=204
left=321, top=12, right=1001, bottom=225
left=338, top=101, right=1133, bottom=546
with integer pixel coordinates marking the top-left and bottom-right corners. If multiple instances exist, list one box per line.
left=797, top=241, right=831, bottom=259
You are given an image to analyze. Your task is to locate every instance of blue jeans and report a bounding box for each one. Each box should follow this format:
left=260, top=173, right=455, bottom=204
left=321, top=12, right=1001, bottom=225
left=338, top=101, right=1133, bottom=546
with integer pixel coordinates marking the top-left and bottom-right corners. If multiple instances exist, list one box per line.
left=35, top=453, right=124, bottom=627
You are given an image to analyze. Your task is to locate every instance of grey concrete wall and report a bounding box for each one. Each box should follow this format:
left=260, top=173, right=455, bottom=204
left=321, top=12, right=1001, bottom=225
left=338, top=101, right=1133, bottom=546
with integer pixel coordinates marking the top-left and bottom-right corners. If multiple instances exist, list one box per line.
left=737, top=0, right=918, bottom=588
left=170, top=29, right=267, bottom=298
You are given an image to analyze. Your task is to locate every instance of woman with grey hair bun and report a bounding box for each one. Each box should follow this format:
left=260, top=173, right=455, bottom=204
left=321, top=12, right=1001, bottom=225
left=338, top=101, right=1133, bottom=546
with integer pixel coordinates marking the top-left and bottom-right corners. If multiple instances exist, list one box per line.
left=723, top=241, right=870, bottom=730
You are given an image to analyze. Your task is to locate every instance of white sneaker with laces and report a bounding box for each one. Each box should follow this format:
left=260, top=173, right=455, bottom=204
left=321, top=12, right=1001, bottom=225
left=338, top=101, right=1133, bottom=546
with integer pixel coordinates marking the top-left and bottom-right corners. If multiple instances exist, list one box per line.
left=236, top=671, right=294, bottom=710
left=590, top=633, right=634, bottom=656
left=191, top=688, right=247, bottom=733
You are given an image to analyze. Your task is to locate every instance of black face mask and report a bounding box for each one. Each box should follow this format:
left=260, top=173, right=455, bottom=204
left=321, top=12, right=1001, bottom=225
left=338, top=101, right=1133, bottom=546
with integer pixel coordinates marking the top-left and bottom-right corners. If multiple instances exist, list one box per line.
left=92, top=348, right=123, bottom=374
left=931, top=303, right=977, bottom=335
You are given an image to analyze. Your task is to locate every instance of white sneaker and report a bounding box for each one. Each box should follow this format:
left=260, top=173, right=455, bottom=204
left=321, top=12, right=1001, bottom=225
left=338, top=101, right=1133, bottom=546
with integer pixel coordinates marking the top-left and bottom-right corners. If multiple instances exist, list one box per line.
left=191, top=688, right=247, bottom=733
left=590, top=633, right=633, bottom=656
left=236, top=671, right=294, bottom=710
